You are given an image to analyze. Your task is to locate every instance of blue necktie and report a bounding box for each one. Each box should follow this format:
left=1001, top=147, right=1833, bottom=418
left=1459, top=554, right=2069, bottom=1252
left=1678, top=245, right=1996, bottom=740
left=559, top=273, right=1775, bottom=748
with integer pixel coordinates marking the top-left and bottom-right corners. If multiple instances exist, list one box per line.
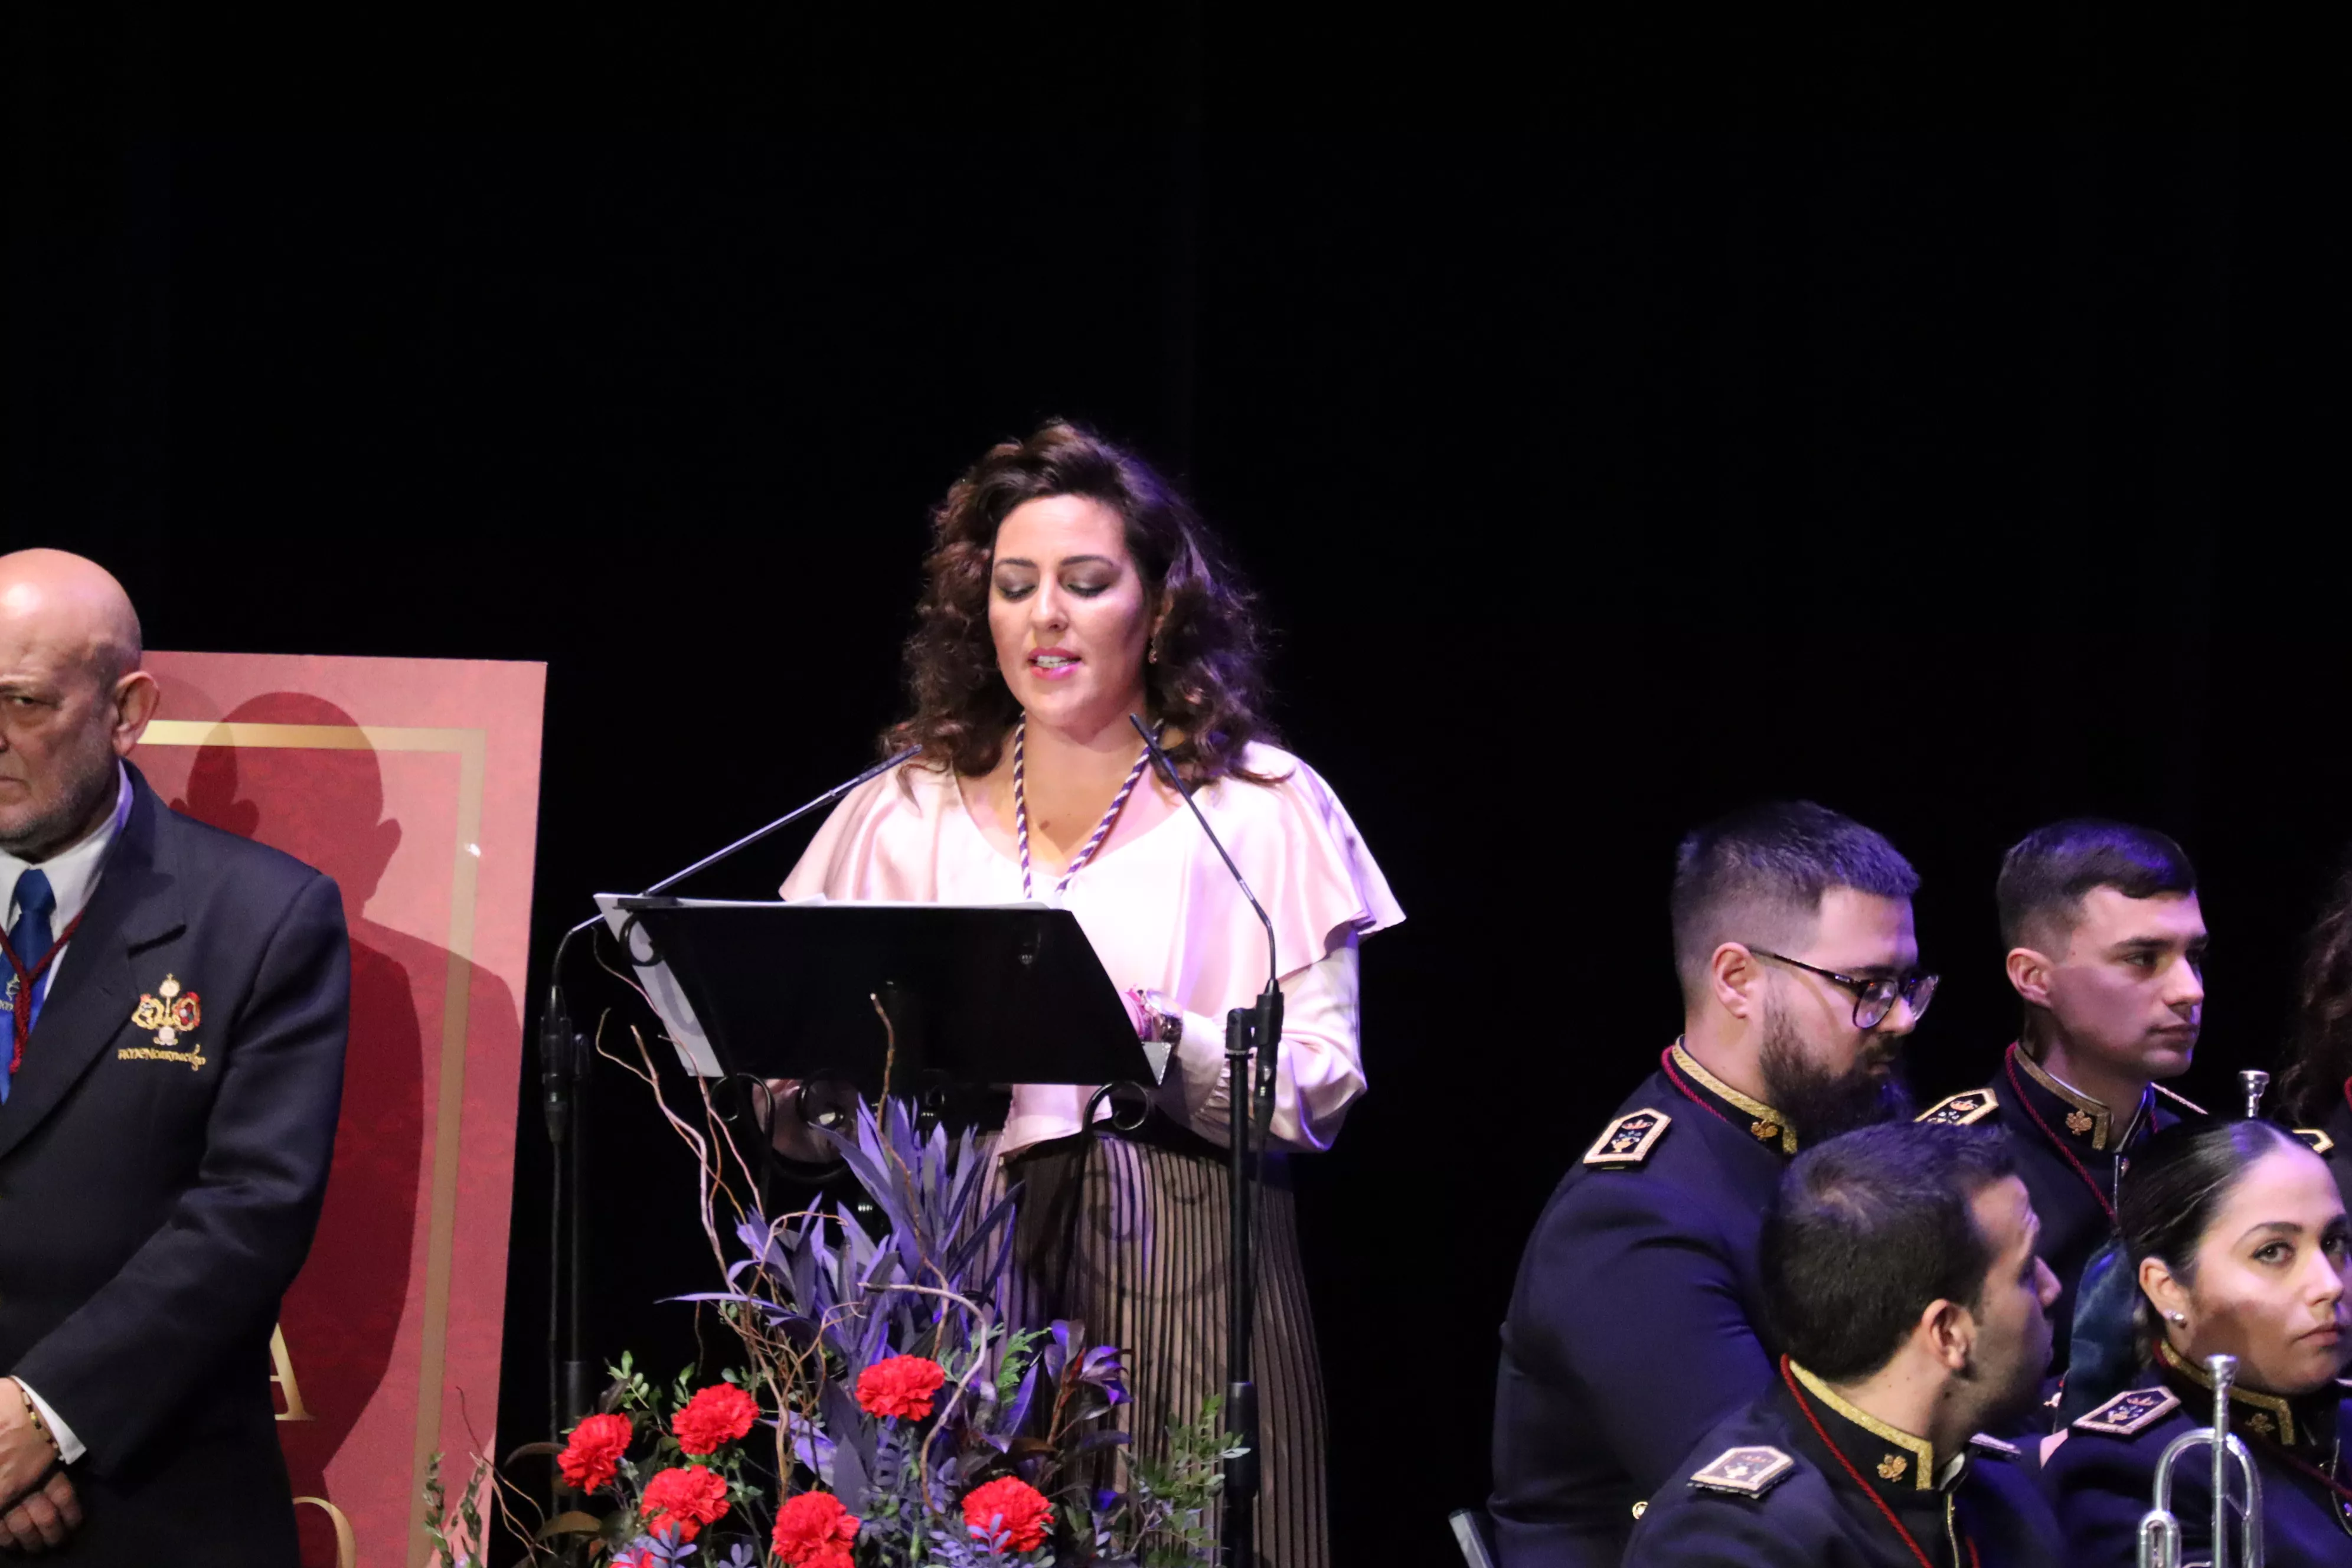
left=2, top=870, right=57, bottom=1104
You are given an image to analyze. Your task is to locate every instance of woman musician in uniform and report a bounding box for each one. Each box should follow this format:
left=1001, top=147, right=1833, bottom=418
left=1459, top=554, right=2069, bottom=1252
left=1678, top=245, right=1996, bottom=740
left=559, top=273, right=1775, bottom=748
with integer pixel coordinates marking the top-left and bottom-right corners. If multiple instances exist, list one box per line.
left=2043, top=1118, right=2352, bottom=1566
left=766, top=420, right=1402, bottom=1568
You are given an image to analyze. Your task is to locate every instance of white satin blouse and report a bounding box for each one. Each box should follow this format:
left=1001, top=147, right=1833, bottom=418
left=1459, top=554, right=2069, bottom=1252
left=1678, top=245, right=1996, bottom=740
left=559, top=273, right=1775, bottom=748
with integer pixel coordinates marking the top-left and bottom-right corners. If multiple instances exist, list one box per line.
left=780, top=743, right=1402, bottom=1157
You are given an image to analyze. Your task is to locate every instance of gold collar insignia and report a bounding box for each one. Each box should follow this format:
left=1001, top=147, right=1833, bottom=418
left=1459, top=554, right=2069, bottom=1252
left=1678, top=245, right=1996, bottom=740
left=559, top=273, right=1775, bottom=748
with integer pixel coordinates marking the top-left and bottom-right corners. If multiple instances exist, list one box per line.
left=2158, top=1340, right=2305, bottom=1446
left=1672, top=1041, right=1798, bottom=1155
left=2013, top=1047, right=2140, bottom=1151
left=1788, top=1360, right=1938, bottom=1491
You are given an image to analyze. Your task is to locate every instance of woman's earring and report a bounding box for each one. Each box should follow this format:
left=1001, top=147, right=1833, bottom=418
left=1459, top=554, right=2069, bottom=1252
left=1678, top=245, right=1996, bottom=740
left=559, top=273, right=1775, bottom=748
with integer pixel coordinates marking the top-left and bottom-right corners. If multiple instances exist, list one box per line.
left=1147, top=636, right=1159, bottom=665
left=2166, top=1311, right=2188, bottom=1326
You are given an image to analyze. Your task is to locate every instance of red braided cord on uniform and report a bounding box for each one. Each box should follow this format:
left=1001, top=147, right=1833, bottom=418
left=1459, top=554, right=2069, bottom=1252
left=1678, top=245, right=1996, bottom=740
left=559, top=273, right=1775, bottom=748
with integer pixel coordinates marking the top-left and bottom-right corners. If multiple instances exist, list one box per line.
left=1, top=910, right=84, bottom=1075
left=2003, top=1045, right=2116, bottom=1226
left=1661, top=1046, right=1736, bottom=1129
left=2242, top=1426, right=2352, bottom=1506
left=1780, top=1357, right=1979, bottom=1568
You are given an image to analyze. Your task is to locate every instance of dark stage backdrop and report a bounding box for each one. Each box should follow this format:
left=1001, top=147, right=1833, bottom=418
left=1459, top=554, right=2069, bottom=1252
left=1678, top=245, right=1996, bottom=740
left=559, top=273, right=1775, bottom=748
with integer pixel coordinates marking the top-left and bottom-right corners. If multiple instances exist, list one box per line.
left=14, top=22, right=2352, bottom=1559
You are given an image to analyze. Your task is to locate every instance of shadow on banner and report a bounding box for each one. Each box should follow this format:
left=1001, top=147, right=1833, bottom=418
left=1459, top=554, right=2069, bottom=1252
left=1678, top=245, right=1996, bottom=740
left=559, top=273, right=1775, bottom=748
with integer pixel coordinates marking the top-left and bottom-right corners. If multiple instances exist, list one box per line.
left=132, top=657, right=544, bottom=1568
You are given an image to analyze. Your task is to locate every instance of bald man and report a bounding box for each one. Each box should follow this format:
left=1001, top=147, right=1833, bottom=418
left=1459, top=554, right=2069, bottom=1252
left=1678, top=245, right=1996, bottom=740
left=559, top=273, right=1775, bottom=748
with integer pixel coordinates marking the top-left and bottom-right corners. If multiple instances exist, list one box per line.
left=0, top=549, right=348, bottom=1562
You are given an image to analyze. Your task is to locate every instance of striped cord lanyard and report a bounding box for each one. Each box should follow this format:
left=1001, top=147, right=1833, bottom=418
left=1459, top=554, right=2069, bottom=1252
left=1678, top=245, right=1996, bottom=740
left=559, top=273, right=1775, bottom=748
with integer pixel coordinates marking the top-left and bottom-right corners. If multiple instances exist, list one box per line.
left=1011, top=718, right=1159, bottom=900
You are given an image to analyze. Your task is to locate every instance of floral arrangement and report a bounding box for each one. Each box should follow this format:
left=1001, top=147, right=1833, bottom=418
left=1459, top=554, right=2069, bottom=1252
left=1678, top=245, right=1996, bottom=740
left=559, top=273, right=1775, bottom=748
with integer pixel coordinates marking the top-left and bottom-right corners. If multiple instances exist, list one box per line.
left=468, top=1037, right=1231, bottom=1568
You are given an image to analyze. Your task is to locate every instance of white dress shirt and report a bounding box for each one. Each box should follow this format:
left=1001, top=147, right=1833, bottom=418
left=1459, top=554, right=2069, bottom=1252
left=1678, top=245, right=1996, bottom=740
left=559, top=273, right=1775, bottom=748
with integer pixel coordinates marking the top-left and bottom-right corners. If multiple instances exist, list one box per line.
left=0, top=763, right=132, bottom=1465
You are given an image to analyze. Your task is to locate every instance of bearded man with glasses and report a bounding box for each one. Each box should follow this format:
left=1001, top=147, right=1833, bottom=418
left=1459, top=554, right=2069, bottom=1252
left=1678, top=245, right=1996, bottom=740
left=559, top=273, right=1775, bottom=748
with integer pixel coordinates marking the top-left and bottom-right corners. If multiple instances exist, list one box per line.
left=1488, top=801, right=1935, bottom=1568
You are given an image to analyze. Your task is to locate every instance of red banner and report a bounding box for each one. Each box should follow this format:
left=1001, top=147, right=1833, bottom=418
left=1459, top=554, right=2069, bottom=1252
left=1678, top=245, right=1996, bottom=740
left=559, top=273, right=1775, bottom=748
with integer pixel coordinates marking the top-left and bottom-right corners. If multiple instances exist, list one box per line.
left=131, top=654, right=545, bottom=1568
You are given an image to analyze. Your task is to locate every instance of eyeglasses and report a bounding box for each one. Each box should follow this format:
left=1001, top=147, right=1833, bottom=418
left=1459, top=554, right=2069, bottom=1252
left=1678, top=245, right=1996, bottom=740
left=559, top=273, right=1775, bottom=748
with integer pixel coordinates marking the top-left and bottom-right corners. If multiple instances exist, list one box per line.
left=1750, top=949, right=1938, bottom=1030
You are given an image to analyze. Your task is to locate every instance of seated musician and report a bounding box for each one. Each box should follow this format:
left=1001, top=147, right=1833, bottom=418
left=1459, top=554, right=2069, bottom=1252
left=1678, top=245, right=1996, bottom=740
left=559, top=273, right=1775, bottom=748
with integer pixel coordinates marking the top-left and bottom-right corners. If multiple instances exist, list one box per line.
left=1623, top=1123, right=2063, bottom=1567
left=2044, top=1119, right=2352, bottom=1567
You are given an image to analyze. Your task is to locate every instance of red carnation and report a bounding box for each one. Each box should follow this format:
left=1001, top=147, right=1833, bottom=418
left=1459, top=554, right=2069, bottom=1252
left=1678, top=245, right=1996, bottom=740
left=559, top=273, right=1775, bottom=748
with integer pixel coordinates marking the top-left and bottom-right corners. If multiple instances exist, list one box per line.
left=641, top=1464, right=730, bottom=1543
left=772, top=1489, right=861, bottom=1568
left=556, top=1412, right=632, bottom=1493
left=961, top=1475, right=1052, bottom=1553
left=672, top=1381, right=759, bottom=1456
left=856, top=1354, right=947, bottom=1421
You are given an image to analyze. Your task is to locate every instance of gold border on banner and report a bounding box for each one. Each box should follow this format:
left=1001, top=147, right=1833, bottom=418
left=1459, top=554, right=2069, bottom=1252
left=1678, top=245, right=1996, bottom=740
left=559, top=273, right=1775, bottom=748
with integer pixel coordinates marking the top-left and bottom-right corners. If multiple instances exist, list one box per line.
left=142, top=719, right=488, bottom=1568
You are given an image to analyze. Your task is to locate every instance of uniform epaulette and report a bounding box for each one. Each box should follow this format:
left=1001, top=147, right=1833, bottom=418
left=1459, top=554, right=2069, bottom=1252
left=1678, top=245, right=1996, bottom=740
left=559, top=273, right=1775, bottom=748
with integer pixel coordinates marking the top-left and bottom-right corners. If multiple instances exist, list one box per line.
left=1583, top=1108, right=1672, bottom=1168
left=2154, top=1083, right=2209, bottom=1116
left=1915, top=1089, right=1998, bottom=1127
left=2293, top=1127, right=2337, bottom=1156
left=1967, top=1433, right=2021, bottom=1458
left=2073, top=1387, right=2180, bottom=1437
left=1688, top=1445, right=1796, bottom=1498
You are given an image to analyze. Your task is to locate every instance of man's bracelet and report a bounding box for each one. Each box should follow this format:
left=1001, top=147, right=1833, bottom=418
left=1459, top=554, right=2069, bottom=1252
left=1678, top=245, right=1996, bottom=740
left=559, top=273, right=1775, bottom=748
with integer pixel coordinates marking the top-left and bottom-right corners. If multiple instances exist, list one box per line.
left=13, top=1386, right=59, bottom=1462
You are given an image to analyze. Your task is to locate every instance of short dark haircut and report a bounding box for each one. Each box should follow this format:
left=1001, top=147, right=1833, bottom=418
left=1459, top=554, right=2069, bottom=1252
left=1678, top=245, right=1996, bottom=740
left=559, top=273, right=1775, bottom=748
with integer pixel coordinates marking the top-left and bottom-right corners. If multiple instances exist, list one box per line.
left=1670, top=802, right=1919, bottom=1001
left=2118, top=1118, right=2304, bottom=1358
left=1995, top=819, right=2196, bottom=953
left=1763, top=1124, right=2017, bottom=1382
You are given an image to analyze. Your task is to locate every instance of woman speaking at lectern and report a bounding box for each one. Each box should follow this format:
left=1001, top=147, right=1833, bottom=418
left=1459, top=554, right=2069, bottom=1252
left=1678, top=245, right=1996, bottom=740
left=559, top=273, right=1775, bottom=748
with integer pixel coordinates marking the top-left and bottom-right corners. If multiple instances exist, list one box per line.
left=772, top=420, right=1401, bottom=1568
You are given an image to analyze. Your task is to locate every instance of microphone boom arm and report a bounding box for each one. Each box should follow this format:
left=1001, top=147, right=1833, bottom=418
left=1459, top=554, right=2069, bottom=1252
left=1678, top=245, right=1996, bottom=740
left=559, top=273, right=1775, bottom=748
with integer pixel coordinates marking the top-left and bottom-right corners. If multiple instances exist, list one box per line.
left=1128, top=714, right=1281, bottom=1568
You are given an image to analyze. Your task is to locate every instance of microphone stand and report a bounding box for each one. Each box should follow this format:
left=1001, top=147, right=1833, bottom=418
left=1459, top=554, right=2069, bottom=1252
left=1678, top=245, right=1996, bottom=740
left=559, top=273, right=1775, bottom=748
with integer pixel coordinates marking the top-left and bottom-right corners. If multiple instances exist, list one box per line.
left=535, top=746, right=917, bottom=1512
left=1129, top=717, right=1279, bottom=1568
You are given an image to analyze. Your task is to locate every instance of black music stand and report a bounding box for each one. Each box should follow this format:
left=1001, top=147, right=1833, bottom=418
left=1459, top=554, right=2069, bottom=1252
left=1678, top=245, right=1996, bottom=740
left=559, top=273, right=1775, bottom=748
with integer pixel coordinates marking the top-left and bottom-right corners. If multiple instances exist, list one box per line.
left=602, top=896, right=1163, bottom=1092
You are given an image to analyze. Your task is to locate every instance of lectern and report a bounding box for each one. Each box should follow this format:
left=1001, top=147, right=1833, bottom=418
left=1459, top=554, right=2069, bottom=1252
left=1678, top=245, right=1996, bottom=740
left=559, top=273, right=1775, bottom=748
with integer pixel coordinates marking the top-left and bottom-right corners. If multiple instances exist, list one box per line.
left=599, top=895, right=1165, bottom=1092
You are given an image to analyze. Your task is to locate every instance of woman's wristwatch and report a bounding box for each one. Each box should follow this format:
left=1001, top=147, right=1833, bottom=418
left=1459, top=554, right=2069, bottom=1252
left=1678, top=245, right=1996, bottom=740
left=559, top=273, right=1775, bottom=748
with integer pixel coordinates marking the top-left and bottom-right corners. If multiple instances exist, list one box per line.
left=1128, top=987, right=1185, bottom=1047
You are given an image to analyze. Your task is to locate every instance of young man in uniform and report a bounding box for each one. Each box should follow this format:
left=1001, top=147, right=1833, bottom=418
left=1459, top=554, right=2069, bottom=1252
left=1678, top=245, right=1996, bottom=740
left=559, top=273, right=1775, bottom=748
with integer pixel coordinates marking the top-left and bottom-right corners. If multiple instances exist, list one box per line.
left=1489, top=801, right=1935, bottom=1566
left=1916, top=820, right=2206, bottom=1366
left=1622, top=1123, right=2064, bottom=1567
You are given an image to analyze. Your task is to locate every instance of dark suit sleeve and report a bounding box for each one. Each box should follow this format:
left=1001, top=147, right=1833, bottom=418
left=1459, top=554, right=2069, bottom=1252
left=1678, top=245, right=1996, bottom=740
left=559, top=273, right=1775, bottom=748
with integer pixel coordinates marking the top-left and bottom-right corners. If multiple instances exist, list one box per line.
left=14, top=873, right=349, bottom=1471
left=1622, top=1497, right=1845, bottom=1567
left=1520, top=1175, right=1775, bottom=1497
left=2043, top=1433, right=2165, bottom=1568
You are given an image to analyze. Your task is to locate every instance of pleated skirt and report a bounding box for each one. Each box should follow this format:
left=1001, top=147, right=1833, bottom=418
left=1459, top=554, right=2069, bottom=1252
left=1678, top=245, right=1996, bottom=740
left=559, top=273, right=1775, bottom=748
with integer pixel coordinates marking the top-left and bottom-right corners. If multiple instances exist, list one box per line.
left=988, top=1129, right=1329, bottom=1568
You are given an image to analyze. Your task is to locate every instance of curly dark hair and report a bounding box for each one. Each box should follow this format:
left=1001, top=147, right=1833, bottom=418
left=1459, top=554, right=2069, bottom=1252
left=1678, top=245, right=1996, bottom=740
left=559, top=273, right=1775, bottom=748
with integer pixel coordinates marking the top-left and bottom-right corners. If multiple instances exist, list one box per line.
left=2278, top=847, right=2352, bottom=1125
left=882, top=420, right=1276, bottom=787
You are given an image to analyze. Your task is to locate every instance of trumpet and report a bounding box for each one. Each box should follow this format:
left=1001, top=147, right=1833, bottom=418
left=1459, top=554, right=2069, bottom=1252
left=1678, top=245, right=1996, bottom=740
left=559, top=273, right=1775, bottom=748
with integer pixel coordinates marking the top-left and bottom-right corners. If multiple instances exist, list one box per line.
left=2242, top=1069, right=2271, bottom=1119
left=2137, top=1352, right=2265, bottom=1568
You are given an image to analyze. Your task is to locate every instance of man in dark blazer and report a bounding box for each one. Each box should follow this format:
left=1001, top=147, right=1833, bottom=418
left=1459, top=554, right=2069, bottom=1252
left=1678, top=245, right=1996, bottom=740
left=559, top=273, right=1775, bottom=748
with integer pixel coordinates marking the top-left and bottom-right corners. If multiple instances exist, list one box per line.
left=1490, top=802, right=1933, bottom=1566
left=1622, top=1124, right=2063, bottom=1567
left=0, top=548, right=348, bottom=1561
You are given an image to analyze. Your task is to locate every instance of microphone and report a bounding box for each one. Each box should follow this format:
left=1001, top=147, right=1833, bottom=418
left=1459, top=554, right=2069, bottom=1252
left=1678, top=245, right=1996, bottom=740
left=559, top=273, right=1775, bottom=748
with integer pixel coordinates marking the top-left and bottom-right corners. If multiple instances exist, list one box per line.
left=538, top=744, right=921, bottom=1136
left=640, top=745, right=920, bottom=897
left=540, top=980, right=576, bottom=1144
left=1126, top=716, right=1282, bottom=1123
left=1128, top=717, right=1276, bottom=999
left=1126, top=714, right=1283, bottom=1564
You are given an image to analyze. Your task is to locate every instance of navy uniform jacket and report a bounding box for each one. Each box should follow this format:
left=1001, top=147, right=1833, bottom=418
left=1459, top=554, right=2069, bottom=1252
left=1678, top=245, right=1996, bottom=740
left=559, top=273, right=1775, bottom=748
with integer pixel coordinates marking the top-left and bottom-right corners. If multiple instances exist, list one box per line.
left=0, top=766, right=348, bottom=1564
left=1917, top=1044, right=2194, bottom=1369
left=1489, top=1043, right=1795, bottom=1567
left=1622, top=1360, right=2062, bottom=1567
left=2045, top=1348, right=2352, bottom=1567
